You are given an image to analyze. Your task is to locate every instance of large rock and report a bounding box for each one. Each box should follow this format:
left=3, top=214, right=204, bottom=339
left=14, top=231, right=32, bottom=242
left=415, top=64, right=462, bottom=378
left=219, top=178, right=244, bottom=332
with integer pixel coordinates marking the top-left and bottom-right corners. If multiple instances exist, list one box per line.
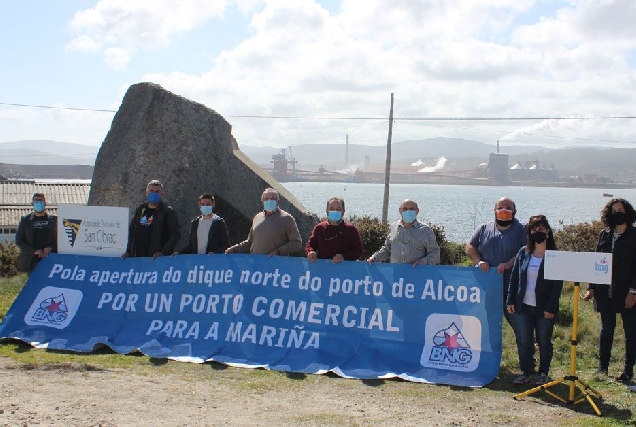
left=88, top=82, right=319, bottom=252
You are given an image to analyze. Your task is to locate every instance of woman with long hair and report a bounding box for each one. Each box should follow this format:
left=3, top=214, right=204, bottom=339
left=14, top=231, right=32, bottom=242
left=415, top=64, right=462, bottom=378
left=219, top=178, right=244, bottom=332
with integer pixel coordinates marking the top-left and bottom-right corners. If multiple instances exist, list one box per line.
left=507, top=215, right=563, bottom=386
left=584, top=198, right=636, bottom=383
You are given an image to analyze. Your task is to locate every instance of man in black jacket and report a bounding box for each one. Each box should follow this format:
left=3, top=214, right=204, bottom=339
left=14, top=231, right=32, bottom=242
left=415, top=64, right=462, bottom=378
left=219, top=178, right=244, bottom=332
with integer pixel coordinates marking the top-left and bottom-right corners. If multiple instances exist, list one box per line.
left=122, top=180, right=180, bottom=259
left=173, top=194, right=230, bottom=255
left=15, top=192, right=58, bottom=273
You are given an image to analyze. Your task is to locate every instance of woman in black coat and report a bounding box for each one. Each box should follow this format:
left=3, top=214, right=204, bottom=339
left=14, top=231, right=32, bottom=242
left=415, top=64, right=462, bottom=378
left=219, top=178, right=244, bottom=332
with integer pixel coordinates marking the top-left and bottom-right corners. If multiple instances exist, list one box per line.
left=584, top=198, right=636, bottom=383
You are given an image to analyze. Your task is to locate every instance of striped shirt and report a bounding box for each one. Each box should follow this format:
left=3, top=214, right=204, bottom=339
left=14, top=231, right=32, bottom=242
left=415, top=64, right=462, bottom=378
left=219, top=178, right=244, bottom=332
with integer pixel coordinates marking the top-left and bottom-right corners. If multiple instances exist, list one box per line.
left=372, top=219, right=440, bottom=265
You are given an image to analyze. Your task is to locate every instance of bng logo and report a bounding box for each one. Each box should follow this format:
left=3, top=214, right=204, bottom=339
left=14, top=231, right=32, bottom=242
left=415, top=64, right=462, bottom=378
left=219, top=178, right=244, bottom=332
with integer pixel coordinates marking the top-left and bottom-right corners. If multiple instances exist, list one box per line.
left=594, top=257, right=609, bottom=274
left=24, top=287, right=83, bottom=329
left=31, top=294, right=68, bottom=324
left=428, top=322, right=472, bottom=365
left=420, top=314, right=481, bottom=372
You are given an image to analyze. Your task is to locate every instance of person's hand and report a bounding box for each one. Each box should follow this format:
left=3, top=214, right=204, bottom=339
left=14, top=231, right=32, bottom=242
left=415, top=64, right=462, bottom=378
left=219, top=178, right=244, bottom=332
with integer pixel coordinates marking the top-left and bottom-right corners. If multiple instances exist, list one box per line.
left=225, top=248, right=234, bottom=254
left=34, top=249, right=43, bottom=258
left=171, top=251, right=179, bottom=257
left=268, top=248, right=279, bottom=257
left=544, top=311, right=555, bottom=319
left=121, top=252, right=129, bottom=259
left=496, top=263, right=507, bottom=274
left=583, top=290, right=594, bottom=301
left=332, top=254, right=344, bottom=264
left=152, top=252, right=164, bottom=259
left=42, top=247, right=52, bottom=258
left=307, top=251, right=318, bottom=262
left=626, top=293, right=636, bottom=309
left=367, top=256, right=375, bottom=265
left=507, top=305, right=515, bottom=314
left=477, top=260, right=490, bottom=272
left=412, top=259, right=426, bottom=267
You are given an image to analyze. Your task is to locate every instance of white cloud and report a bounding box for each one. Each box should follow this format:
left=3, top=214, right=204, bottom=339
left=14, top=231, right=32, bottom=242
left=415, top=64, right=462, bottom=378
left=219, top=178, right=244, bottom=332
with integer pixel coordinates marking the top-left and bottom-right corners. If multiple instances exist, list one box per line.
left=66, top=0, right=233, bottom=67
left=57, top=0, right=636, bottom=148
left=104, top=47, right=131, bottom=70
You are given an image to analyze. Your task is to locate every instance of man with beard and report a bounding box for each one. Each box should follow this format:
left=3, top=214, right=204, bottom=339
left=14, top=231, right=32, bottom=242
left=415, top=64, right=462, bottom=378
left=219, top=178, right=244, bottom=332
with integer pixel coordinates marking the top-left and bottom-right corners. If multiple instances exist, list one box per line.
left=466, top=197, right=527, bottom=325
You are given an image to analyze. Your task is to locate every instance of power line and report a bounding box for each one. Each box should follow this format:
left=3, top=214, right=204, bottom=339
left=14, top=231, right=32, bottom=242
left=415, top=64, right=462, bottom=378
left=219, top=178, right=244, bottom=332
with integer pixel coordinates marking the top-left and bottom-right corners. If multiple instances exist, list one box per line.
left=2, top=102, right=636, bottom=121
left=0, top=102, right=116, bottom=113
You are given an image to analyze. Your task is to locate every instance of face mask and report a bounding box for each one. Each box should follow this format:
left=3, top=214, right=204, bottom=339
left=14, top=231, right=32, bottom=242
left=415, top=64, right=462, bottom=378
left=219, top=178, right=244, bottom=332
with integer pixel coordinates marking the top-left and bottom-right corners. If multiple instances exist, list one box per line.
left=401, top=210, right=417, bottom=224
left=200, top=206, right=213, bottom=216
left=327, top=211, right=342, bottom=222
left=612, top=211, right=627, bottom=226
left=147, top=192, right=162, bottom=204
left=263, top=199, right=277, bottom=212
left=531, top=231, right=547, bottom=244
left=33, top=201, right=45, bottom=213
left=495, top=208, right=514, bottom=227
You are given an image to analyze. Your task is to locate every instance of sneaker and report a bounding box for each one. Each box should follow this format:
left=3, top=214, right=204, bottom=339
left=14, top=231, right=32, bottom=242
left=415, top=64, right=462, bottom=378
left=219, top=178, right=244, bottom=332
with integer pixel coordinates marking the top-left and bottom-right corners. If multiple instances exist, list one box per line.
left=617, top=372, right=633, bottom=383
left=513, top=373, right=532, bottom=386
left=535, top=373, right=550, bottom=385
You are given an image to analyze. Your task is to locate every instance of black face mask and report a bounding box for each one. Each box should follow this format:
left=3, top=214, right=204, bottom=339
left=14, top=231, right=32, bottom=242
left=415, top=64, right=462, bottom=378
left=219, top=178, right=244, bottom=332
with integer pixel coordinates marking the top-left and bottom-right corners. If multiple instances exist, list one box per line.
left=612, top=211, right=627, bottom=226
left=495, top=219, right=514, bottom=227
left=531, top=231, right=547, bottom=244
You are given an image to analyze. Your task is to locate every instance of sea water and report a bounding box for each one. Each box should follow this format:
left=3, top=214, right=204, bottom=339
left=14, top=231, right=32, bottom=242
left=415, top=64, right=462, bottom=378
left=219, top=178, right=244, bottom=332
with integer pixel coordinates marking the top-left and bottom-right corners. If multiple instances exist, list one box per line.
left=282, top=182, right=636, bottom=243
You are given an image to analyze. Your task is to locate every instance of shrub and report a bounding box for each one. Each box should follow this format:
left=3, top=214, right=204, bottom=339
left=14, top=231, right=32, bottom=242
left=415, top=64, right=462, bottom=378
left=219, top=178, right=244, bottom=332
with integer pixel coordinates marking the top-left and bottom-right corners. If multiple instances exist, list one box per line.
left=0, top=241, right=20, bottom=278
left=554, top=220, right=604, bottom=252
left=349, top=215, right=390, bottom=260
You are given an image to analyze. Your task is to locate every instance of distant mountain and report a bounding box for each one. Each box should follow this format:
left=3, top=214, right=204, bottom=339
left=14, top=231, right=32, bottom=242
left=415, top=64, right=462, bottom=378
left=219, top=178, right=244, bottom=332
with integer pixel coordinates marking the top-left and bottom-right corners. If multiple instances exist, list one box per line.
left=3, top=138, right=636, bottom=181
left=240, top=137, right=551, bottom=168
left=0, top=140, right=98, bottom=165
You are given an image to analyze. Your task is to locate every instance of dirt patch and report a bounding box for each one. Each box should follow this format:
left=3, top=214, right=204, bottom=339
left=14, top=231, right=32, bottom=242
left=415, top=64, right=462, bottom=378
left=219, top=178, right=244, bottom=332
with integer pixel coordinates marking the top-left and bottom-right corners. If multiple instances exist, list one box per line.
left=0, top=357, right=608, bottom=425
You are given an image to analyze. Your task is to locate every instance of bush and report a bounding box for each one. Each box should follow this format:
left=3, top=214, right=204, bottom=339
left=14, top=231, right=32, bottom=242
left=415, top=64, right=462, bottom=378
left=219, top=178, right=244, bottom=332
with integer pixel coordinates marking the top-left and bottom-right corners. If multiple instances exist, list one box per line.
left=0, top=241, right=20, bottom=278
left=350, top=216, right=468, bottom=265
left=349, top=215, right=390, bottom=260
left=554, top=220, right=604, bottom=252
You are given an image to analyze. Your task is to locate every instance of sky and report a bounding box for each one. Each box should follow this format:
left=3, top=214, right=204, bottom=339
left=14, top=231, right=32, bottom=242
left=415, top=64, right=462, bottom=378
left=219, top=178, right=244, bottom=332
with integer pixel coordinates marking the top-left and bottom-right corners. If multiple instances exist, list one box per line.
left=1, top=0, right=636, bottom=151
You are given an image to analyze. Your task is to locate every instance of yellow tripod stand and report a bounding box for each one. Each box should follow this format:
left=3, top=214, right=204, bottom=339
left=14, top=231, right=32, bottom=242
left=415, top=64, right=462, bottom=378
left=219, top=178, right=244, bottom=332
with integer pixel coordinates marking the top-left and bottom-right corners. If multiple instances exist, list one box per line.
left=513, top=282, right=603, bottom=416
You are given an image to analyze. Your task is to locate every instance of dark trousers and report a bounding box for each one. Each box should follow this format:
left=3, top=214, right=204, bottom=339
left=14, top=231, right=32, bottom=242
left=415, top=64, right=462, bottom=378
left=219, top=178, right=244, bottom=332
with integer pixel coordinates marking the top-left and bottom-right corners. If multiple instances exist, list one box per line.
left=599, top=303, right=636, bottom=376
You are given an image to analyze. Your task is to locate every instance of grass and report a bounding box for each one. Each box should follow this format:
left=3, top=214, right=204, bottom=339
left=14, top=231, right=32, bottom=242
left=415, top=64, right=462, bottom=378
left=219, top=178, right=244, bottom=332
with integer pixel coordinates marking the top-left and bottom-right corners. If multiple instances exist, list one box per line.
left=1, top=275, right=635, bottom=424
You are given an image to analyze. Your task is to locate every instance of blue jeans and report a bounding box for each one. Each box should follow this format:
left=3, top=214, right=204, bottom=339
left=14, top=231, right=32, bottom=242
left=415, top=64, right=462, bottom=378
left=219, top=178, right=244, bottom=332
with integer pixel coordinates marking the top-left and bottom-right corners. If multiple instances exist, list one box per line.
left=512, top=304, right=555, bottom=375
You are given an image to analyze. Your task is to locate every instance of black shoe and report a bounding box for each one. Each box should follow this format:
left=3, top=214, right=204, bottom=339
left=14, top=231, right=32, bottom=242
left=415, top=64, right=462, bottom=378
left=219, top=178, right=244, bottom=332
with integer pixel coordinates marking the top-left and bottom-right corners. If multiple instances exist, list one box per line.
left=617, top=372, right=633, bottom=383
left=595, top=367, right=608, bottom=376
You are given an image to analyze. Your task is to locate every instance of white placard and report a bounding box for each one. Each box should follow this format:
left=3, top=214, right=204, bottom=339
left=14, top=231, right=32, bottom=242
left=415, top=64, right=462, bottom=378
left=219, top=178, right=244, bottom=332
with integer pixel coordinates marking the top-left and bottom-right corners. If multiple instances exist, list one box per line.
left=57, top=205, right=129, bottom=256
left=544, top=250, right=612, bottom=284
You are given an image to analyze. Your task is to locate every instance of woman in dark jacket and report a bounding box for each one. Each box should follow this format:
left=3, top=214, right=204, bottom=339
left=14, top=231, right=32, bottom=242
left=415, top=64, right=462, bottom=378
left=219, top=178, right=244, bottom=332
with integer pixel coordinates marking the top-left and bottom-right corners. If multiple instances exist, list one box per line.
left=507, top=215, right=563, bottom=386
left=584, top=198, right=636, bottom=382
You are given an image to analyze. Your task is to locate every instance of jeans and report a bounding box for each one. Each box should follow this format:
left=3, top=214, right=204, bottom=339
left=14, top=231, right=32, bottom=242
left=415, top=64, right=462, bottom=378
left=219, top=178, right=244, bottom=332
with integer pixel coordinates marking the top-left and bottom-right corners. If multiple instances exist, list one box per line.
left=599, top=303, right=636, bottom=376
left=512, top=304, right=555, bottom=375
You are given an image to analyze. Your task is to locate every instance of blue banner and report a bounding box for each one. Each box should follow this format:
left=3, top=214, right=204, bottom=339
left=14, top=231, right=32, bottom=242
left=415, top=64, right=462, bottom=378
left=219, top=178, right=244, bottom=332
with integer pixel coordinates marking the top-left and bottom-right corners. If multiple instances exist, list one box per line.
left=0, top=254, right=502, bottom=386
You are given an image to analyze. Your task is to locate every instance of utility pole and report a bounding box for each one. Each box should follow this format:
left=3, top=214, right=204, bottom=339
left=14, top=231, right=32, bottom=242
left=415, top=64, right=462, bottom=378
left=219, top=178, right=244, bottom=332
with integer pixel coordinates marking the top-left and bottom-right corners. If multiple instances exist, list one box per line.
left=382, top=93, right=394, bottom=224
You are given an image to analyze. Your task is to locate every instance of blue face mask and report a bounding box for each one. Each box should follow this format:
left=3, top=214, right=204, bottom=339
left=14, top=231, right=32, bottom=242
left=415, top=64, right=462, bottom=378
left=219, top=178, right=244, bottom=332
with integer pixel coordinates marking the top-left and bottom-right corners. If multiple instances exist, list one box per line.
left=33, top=201, right=46, bottom=213
left=401, top=210, right=417, bottom=224
left=327, top=210, right=343, bottom=222
left=147, top=192, right=162, bottom=204
left=200, top=205, right=213, bottom=216
left=263, top=199, right=277, bottom=212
